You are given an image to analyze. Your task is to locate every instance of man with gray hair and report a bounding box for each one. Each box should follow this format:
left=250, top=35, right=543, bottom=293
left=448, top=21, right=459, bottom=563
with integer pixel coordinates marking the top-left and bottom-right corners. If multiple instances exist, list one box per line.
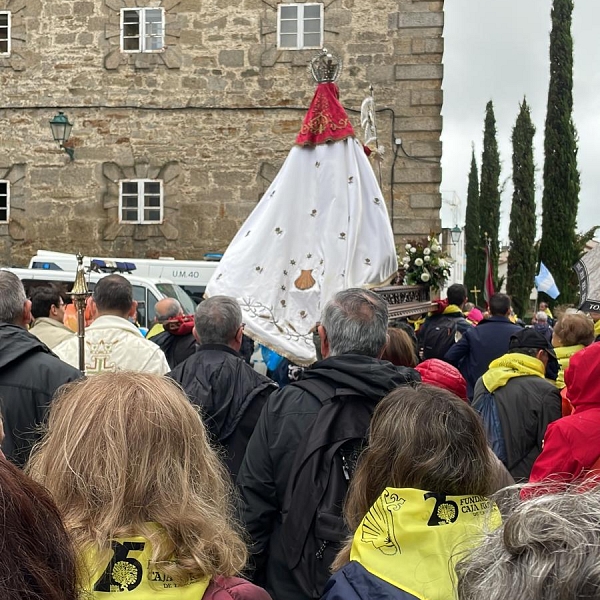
left=531, top=310, right=553, bottom=344
left=168, top=295, right=277, bottom=479
left=0, top=270, right=81, bottom=466
left=148, top=298, right=197, bottom=369
left=237, top=288, right=421, bottom=600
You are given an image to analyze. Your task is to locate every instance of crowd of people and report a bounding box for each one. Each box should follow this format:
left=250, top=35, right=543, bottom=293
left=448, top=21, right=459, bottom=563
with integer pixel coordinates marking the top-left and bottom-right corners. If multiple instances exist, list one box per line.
left=1, top=268, right=600, bottom=600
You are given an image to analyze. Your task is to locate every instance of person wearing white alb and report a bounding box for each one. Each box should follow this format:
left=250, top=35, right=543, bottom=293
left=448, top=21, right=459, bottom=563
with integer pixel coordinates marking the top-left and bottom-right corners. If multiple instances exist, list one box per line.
left=54, top=274, right=169, bottom=375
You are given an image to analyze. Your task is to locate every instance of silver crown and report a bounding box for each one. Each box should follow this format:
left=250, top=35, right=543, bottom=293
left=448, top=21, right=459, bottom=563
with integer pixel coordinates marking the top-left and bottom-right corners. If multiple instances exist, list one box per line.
left=309, top=48, right=342, bottom=83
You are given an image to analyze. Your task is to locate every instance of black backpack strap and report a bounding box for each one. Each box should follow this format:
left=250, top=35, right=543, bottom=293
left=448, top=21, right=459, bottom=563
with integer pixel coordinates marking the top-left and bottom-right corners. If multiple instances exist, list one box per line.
left=292, top=378, right=361, bottom=408
left=291, top=378, right=337, bottom=405
left=281, top=390, right=373, bottom=571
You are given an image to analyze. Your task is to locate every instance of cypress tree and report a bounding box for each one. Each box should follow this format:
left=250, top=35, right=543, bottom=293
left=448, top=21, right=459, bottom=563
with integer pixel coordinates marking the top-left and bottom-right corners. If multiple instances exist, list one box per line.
left=464, top=148, right=483, bottom=304
left=539, top=0, right=580, bottom=305
left=507, top=99, right=536, bottom=318
left=479, top=101, right=501, bottom=288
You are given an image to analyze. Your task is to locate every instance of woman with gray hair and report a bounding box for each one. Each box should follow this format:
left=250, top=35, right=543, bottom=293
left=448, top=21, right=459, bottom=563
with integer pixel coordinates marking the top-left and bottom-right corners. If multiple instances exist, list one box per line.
left=455, top=487, right=600, bottom=600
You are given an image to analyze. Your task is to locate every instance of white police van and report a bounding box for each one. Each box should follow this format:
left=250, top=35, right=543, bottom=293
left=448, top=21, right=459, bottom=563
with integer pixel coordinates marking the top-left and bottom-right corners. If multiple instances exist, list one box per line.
left=6, top=263, right=196, bottom=330
left=28, top=250, right=220, bottom=304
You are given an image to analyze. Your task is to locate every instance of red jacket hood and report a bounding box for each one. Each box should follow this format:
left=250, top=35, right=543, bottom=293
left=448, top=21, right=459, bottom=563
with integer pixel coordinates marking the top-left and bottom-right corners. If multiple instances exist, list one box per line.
left=564, top=343, right=600, bottom=411
left=415, top=358, right=468, bottom=401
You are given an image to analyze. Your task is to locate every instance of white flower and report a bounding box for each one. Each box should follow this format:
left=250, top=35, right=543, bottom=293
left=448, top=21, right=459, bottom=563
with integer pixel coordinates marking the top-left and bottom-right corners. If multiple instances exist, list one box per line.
left=424, top=255, right=431, bottom=262
left=414, top=258, right=423, bottom=266
left=402, top=256, right=410, bottom=264
left=405, top=243, right=412, bottom=250
left=443, top=270, right=449, bottom=277
left=423, top=248, right=431, bottom=255
left=421, top=273, right=430, bottom=282
left=438, top=259, right=446, bottom=268
left=410, top=247, right=417, bottom=254
left=431, top=244, right=440, bottom=253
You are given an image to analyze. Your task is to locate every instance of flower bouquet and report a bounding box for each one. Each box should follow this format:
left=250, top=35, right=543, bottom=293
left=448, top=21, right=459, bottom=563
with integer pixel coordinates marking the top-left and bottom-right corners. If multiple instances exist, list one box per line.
left=398, top=236, right=453, bottom=291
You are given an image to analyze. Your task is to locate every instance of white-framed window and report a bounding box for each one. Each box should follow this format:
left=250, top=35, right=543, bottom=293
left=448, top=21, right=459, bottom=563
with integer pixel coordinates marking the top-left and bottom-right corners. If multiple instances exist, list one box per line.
left=120, top=8, right=164, bottom=53
left=0, top=11, right=10, bottom=56
left=119, top=179, right=163, bottom=224
left=0, top=180, right=9, bottom=223
left=277, top=3, right=323, bottom=50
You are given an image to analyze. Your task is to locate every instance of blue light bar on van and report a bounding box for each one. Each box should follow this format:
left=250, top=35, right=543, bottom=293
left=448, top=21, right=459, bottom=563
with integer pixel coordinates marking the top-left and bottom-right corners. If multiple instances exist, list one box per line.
left=31, top=261, right=63, bottom=271
left=90, top=259, right=136, bottom=273
left=203, top=253, right=223, bottom=262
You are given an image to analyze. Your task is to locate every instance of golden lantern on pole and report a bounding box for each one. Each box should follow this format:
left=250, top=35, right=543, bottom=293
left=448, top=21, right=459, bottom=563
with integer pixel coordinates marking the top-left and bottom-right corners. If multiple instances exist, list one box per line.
left=70, top=253, right=90, bottom=373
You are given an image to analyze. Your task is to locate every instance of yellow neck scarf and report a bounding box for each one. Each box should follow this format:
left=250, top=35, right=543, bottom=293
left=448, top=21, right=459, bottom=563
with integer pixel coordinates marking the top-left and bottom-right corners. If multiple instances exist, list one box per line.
left=83, top=529, right=210, bottom=599
left=482, top=353, right=545, bottom=393
left=554, top=345, right=584, bottom=389
left=555, top=344, right=584, bottom=363
left=408, top=316, right=426, bottom=332
left=594, top=319, right=600, bottom=339
left=443, top=305, right=463, bottom=316
left=146, top=323, right=165, bottom=339
left=350, top=488, right=501, bottom=600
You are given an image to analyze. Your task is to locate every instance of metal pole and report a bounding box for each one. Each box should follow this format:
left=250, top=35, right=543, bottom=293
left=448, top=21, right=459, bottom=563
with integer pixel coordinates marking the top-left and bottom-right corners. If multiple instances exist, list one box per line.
left=71, top=253, right=90, bottom=374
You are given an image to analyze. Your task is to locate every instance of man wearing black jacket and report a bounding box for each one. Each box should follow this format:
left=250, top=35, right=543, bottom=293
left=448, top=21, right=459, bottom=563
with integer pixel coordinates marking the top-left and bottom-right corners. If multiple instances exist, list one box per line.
left=149, top=298, right=197, bottom=369
left=237, top=288, right=421, bottom=600
left=417, top=283, right=472, bottom=359
left=168, top=295, right=276, bottom=479
left=444, top=293, right=523, bottom=400
left=0, top=270, right=81, bottom=466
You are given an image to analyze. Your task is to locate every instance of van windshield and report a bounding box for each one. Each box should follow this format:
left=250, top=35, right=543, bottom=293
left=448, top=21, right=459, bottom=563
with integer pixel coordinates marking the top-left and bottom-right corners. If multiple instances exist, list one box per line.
left=156, top=283, right=196, bottom=315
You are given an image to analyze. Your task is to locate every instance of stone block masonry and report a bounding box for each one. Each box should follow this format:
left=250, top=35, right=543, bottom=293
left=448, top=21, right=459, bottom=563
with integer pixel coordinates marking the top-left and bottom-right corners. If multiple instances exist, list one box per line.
left=0, top=0, right=443, bottom=265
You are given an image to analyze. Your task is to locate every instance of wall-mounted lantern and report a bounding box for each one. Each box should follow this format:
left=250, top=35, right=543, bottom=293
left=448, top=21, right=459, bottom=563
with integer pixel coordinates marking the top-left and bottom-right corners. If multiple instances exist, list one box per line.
left=49, top=111, right=75, bottom=161
left=450, top=225, right=462, bottom=245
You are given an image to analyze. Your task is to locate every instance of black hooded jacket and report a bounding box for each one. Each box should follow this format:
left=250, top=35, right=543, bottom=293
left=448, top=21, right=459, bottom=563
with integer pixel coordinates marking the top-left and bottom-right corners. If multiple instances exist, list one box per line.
left=237, top=354, right=420, bottom=600
left=0, top=323, right=81, bottom=466
left=168, top=344, right=277, bottom=479
left=150, top=330, right=197, bottom=369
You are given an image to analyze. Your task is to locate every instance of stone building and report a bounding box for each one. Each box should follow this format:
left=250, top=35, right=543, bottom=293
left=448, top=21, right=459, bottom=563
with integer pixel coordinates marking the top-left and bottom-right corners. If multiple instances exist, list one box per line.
left=0, top=0, right=443, bottom=266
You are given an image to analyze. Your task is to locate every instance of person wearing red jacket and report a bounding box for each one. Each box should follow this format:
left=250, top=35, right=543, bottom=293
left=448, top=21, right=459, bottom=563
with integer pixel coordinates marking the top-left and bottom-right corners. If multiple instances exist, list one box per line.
left=528, top=342, right=600, bottom=487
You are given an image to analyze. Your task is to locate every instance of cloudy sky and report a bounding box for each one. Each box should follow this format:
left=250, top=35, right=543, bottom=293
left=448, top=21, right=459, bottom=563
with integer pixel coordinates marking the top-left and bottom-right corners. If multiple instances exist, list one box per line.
left=440, top=0, right=599, bottom=242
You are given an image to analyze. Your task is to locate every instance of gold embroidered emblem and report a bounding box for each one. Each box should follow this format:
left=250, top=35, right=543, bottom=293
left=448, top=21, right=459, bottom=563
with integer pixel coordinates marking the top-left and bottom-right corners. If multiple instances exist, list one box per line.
left=86, top=340, right=119, bottom=374
left=299, top=94, right=350, bottom=136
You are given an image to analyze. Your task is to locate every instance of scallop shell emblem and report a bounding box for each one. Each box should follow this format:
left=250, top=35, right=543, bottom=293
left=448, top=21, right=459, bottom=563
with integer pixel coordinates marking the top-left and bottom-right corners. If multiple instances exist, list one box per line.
left=294, top=269, right=316, bottom=290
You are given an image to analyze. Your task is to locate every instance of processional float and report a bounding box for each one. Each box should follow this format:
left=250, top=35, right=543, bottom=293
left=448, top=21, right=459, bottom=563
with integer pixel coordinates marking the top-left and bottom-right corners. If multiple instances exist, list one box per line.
left=206, top=49, right=399, bottom=365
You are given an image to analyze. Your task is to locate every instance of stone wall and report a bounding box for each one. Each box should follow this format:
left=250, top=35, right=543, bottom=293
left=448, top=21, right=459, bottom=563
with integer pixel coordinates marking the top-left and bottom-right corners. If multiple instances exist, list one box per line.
left=0, top=0, right=443, bottom=266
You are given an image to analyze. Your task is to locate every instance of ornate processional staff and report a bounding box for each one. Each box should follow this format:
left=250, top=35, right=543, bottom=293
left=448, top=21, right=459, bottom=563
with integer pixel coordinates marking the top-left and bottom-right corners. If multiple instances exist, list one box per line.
left=70, top=253, right=90, bottom=374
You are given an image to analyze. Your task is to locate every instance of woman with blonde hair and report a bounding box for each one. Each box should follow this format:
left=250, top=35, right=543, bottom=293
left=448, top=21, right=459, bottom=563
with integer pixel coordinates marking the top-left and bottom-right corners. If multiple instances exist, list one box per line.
left=552, top=311, right=595, bottom=390
left=28, top=372, right=270, bottom=600
left=322, top=385, right=501, bottom=600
